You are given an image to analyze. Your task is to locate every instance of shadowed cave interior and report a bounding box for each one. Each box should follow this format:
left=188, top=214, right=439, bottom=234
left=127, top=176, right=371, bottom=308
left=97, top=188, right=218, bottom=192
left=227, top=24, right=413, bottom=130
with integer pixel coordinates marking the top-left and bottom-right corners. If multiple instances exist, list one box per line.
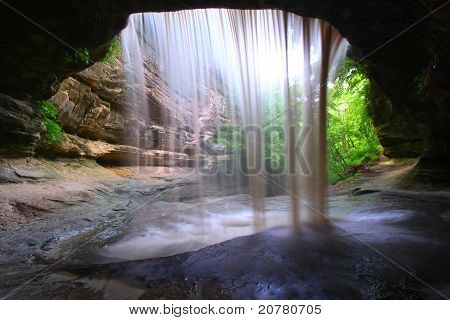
left=0, top=1, right=449, bottom=300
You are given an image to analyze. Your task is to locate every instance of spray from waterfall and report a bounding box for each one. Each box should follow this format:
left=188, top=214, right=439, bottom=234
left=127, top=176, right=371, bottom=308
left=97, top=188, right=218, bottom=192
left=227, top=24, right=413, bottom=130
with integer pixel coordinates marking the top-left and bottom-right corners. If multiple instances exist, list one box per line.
left=121, top=9, right=348, bottom=230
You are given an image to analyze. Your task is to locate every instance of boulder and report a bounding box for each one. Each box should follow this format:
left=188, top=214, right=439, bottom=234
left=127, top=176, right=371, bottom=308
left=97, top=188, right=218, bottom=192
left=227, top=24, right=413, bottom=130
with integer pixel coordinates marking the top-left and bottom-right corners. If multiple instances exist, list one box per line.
left=51, top=76, right=125, bottom=143
left=41, top=133, right=189, bottom=166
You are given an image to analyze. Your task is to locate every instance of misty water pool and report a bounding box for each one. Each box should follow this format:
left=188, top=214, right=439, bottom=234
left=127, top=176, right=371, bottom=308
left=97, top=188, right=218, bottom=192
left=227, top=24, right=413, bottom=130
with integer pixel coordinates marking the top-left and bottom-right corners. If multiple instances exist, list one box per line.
left=100, top=192, right=443, bottom=261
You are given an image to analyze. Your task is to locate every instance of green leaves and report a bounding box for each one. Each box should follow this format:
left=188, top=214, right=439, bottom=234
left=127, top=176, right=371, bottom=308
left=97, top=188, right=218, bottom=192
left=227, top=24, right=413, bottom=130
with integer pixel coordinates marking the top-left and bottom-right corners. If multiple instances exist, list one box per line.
left=38, top=100, right=64, bottom=145
left=39, top=99, right=59, bottom=120
left=63, top=47, right=90, bottom=65
left=43, top=118, right=64, bottom=144
left=216, top=124, right=245, bottom=153
left=101, top=36, right=122, bottom=64
left=214, top=59, right=381, bottom=183
left=327, top=58, right=382, bottom=184
left=263, top=95, right=286, bottom=172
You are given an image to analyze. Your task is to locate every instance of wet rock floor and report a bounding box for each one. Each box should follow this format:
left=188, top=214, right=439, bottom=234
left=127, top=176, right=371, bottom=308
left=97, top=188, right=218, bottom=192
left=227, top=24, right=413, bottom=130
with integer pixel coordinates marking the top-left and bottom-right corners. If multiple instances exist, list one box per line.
left=0, top=159, right=449, bottom=299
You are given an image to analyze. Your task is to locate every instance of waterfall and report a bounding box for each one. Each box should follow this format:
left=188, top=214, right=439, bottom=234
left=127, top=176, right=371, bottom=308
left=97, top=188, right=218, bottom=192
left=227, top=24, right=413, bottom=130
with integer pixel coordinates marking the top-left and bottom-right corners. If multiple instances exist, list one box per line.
left=121, top=18, right=149, bottom=166
left=121, top=9, right=348, bottom=230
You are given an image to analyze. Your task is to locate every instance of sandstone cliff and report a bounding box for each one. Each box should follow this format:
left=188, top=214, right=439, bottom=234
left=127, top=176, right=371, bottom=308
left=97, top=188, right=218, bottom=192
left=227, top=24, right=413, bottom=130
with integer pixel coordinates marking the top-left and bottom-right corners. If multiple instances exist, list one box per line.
left=39, top=55, right=230, bottom=164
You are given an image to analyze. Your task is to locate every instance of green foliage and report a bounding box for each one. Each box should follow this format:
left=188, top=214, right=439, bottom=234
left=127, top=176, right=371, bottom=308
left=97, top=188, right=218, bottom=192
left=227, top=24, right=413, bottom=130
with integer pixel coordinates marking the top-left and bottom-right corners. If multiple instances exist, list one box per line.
left=40, top=99, right=59, bottom=120
left=215, top=59, right=380, bottom=183
left=263, top=95, right=285, bottom=172
left=216, top=124, right=245, bottom=153
left=43, top=118, right=64, bottom=144
left=101, top=36, right=122, bottom=64
left=63, top=47, right=90, bottom=65
left=263, top=86, right=304, bottom=172
left=215, top=94, right=294, bottom=173
left=38, top=100, right=63, bottom=145
left=327, top=58, right=382, bottom=184
left=215, top=96, right=287, bottom=173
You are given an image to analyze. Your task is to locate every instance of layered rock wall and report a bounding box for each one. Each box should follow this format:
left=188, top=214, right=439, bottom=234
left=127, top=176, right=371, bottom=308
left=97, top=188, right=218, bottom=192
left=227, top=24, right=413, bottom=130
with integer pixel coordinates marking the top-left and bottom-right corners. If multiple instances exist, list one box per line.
left=37, top=55, right=229, bottom=164
left=0, top=95, right=44, bottom=157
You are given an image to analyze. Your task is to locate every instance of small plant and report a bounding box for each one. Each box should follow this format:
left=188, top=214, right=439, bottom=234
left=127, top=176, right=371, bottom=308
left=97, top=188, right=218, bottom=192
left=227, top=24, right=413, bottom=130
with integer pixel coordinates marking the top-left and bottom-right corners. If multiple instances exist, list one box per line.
left=38, top=100, right=64, bottom=145
left=101, top=36, right=121, bottom=64
left=43, top=118, right=64, bottom=144
left=63, top=47, right=90, bottom=65
left=40, top=99, right=59, bottom=119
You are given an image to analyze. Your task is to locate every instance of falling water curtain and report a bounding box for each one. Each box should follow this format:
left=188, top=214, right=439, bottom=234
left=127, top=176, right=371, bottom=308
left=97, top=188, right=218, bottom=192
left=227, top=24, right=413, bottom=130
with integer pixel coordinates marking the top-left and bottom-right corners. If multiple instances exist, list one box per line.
left=122, top=10, right=348, bottom=231
left=316, top=21, right=345, bottom=221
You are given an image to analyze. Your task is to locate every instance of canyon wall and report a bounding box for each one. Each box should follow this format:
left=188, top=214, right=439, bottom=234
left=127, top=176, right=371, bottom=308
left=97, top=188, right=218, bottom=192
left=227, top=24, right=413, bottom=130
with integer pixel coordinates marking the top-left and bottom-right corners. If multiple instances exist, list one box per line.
left=48, top=56, right=229, bottom=163
left=0, top=54, right=229, bottom=163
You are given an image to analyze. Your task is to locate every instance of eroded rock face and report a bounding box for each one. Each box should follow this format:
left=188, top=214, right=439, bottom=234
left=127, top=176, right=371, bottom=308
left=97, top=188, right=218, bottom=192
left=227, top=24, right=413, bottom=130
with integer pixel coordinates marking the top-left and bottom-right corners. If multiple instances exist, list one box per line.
left=367, top=81, right=423, bottom=158
left=0, top=94, right=44, bottom=157
left=40, top=133, right=189, bottom=166
left=36, top=56, right=229, bottom=163
left=49, top=64, right=127, bottom=144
